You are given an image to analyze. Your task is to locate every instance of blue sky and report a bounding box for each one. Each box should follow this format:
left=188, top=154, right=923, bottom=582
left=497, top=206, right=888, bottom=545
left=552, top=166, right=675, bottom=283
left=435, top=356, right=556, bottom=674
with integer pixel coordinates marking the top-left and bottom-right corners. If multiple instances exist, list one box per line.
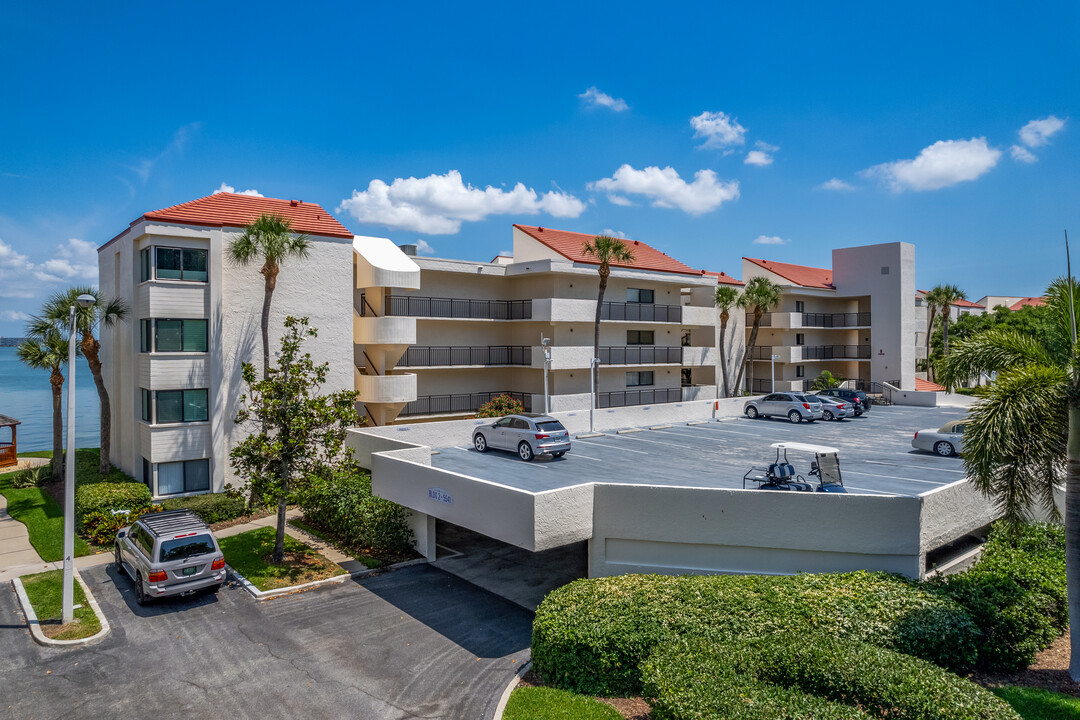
left=1, top=2, right=1076, bottom=336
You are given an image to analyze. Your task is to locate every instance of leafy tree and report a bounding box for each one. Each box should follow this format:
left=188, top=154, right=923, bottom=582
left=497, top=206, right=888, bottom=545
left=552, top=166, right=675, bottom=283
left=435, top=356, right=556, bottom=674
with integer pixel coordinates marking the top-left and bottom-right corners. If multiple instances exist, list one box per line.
left=228, top=214, right=311, bottom=378
left=713, top=285, right=741, bottom=398
left=937, top=276, right=1080, bottom=680
left=929, top=304, right=1054, bottom=385
left=36, top=287, right=129, bottom=473
left=811, top=370, right=845, bottom=391
left=16, top=327, right=73, bottom=481
left=476, top=394, right=525, bottom=418
left=582, top=236, right=635, bottom=407
left=230, top=316, right=361, bottom=563
left=734, top=276, right=783, bottom=394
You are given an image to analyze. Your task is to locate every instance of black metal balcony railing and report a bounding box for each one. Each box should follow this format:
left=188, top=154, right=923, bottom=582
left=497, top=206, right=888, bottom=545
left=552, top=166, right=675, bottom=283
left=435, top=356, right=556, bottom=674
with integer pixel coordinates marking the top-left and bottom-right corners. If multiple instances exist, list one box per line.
left=360, top=293, right=532, bottom=320
left=800, top=345, right=871, bottom=360
left=801, top=379, right=870, bottom=392
left=802, top=312, right=871, bottom=328
left=601, top=301, right=682, bottom=323
left=598, top=388, right=682, bottom=408
left=398, top=346, right=532, bottom=367
left=599, top=346, right=682, bottom=365
left=399, top=391, right=532, bottom=418
left=750, top=346, right=781, bottom=360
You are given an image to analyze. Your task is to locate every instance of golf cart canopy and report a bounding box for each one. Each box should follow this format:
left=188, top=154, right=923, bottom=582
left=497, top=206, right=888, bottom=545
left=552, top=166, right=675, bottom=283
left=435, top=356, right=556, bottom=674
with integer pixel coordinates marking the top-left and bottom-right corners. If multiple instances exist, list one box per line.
left=770, top=442, right=839, bottom=454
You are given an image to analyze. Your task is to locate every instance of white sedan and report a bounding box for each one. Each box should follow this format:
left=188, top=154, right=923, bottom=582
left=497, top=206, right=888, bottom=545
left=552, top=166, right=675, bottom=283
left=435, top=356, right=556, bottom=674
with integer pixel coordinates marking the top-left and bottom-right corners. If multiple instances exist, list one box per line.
left=912, top=419, right=967, bottom=457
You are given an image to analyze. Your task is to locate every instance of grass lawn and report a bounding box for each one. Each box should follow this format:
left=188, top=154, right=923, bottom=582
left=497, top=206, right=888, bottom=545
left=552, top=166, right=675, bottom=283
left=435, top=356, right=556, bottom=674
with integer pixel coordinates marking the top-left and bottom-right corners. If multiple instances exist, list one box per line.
left=289, top=517, right=381, bottom=568
left=20, top=570, right=102, bottom=640
left=503, top=687, right=622, bottom=720
left=994, top=686, right=1080, bottom=720
left=218, top=526, right=346, bottom=591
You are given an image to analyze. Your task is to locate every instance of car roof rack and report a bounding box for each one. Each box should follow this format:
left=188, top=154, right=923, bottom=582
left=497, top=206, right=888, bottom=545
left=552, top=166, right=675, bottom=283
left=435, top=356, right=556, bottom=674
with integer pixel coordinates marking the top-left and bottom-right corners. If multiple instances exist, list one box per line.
left=139, top=509, right=210, bottom=539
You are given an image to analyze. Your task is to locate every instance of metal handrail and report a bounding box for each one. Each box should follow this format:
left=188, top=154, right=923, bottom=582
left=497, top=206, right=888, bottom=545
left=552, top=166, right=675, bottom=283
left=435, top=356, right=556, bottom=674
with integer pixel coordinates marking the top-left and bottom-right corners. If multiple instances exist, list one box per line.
left=360, top=294, right=533, bottom=320
left=600, top=301, right=682, bottom=322
left=598, top=346, right=682, bottom=365
left=399, top=391, right=533, bottom=417
left=398, top=346, right=532, bottom=367
left=801, top=312, right=871, bottom=328
left=598, top=388, right=681, bottom=408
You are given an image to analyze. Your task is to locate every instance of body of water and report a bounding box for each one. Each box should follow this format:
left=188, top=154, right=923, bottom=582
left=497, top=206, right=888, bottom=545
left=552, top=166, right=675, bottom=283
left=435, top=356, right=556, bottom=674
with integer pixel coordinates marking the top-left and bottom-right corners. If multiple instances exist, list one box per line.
left=0, top=346, right=101, bottom=451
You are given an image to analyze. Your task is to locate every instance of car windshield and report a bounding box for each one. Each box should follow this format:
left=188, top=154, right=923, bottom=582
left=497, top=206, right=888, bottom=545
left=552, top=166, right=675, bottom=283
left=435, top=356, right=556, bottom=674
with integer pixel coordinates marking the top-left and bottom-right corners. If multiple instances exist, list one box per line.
left=158, top=534, right=216, bottom=562
left=536, top=421, right=566, bottom=432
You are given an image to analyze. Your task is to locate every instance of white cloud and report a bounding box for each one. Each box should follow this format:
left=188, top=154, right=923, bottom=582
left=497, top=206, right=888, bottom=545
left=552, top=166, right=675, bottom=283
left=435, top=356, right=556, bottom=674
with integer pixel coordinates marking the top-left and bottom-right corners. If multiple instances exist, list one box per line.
left=213, top=181, right=264, bottom=197
left=0, top=309, right=30, bottom=321
left=600, top=228, right=626, bottom=238
left=755, top=141, right=779, bottom=152
left=415, top=239, right=435, bottom=256
left=0, top=238, right=35, bottom=298
left=753, top=235, right=789, bottom=245
left=690, top=111, right=747, bottom=150
left=1010, top=145, right=1038, bottom=164
left=744, top=150, right=774, bottom=166
left=588, top=164, right=740, bottom=215
left=606, top=194, right=634, bottom=207
left=338, top=170, right=586, bottom=234
left=34, top=238, right=99, bottom=283
left=1018, top=116, right=1065, bottom=148
left=579, top=87, right=628, bottom=112
left=817, top=178, right=856, bottom=191
left=861, top=137, right=1001, bottom=192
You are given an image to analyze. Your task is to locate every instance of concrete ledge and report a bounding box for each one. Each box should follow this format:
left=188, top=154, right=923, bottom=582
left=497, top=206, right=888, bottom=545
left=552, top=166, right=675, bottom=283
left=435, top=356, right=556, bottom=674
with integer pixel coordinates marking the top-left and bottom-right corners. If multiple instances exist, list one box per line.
left=493, top=660, right=532, bottom=720
left=616, top=428, right=643, bottom=434
left=686, top=420, right=711, bottom=425
left=227, top=556, right=430, bottom=600
left=11, top=569, right=112, bottom=648
left=575, top=432, right=604, bottom=439
left=649, top=424, right=673, bottom=430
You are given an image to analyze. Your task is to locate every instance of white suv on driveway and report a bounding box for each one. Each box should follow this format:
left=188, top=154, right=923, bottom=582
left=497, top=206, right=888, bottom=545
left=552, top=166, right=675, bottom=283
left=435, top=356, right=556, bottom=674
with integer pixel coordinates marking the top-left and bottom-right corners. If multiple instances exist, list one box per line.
left=743, top=393, right=824, bottom=423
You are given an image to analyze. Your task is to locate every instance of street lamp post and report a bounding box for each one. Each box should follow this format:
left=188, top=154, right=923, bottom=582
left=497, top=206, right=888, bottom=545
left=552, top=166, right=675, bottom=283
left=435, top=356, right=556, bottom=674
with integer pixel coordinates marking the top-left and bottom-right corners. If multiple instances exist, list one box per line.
left=62, top=293, right=96, bottom=625
left=541, top=334, right=551, bottom=414
left=770, top=354, right=781, bottom=393
left=589, top=356, right=599, bottom=433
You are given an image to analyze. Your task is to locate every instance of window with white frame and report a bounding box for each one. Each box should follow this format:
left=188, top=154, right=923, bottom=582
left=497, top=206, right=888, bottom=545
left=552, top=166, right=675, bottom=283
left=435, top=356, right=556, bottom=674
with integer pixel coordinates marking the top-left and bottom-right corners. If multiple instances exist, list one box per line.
left=156, top=459, right=210, bottom=495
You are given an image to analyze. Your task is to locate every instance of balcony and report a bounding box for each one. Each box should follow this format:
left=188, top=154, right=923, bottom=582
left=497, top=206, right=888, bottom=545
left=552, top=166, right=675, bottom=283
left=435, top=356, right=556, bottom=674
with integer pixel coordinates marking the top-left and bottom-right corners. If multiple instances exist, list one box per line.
left=398, top=345, right=532, bottom=367
left=360, top=293, right=532, bottom=320
left=681, top=346, right=719, bottom=366
left=399, top=391, right=532, bottom=418
left=354, top=370, right=417, bottom=404
left=599, top=346, right=682, bottom=365
left=801, top=312, right=871, bottom=328
left=353, top=313, right=416, bottom=345
left=751, top=345, right=871, bottom=361
left=600, top=301, right=682, bottom=323
left=598, top=387, right=682, bottom=408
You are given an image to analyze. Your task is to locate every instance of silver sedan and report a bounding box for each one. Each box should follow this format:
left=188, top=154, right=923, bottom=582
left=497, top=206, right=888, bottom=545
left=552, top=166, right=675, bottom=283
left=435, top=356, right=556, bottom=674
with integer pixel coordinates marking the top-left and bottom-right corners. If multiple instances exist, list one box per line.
left=912, top=419, right=967, bottom=457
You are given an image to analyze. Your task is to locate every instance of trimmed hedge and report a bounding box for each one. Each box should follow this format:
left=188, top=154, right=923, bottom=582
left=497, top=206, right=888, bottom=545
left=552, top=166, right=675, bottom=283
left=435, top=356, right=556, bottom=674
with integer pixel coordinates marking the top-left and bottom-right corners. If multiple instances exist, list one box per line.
left=74, top=482, right=152, bottom=527
left=532, top=571, right=978, bottom=696
left=299, top=465, right=413, bottom=555
left=643, top=634, right=1021, bottom=720
left=161, top=493, right=246, bottom=525
left=82, top=505, right=162, bottom=545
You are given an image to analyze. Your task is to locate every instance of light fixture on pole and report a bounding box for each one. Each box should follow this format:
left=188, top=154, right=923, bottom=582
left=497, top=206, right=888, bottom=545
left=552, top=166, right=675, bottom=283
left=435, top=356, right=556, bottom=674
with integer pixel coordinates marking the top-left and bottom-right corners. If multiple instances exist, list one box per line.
left=771, top=354, right=781, bottom=393
left=63, top=293, right=96, bottom=625
left=541, top=334, right=551, bottom=414
left=589, top=356, right=599, bottom=433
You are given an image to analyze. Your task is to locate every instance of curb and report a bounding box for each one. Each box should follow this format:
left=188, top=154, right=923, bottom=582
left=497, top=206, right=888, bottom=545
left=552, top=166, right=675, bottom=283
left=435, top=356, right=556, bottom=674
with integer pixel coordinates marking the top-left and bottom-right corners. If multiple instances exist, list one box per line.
left=11, top=569, right=112, bottom=648
left=228, top=556, right=430, bottom=600
left=492, top=660, right=531, bottom=720
left=649, top=424, right=673, bottom=430
left=575, top=432, right=604, bottom=439
left=615, top=428, right=643, bottom=434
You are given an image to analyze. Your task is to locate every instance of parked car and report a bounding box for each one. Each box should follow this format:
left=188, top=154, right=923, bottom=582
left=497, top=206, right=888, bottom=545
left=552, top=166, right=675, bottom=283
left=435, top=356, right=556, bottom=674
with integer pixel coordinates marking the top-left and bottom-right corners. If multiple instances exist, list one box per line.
left=743, top=393, right=824, bottom=423
left=115, top=509, right=227, bottom=605
left=473, top=413, right=571, bottom=461
left=911, top=419, right=967, bottom=457
left=817, top=388, right=871, bottom=415
left=808, top=394, right=852, bottom=421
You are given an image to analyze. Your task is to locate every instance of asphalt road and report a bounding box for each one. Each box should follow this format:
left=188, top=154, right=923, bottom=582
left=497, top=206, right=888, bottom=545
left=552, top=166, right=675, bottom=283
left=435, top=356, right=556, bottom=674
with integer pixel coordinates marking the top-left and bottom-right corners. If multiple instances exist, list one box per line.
left=1, top=563, right=532, bottom=719
left=433, top=404, right=969, bottom=496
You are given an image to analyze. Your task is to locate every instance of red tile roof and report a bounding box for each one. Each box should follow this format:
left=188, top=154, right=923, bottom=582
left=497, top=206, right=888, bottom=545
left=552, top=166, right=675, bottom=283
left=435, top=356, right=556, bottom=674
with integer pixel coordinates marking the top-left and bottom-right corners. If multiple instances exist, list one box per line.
left=952, top=298, right=985, bottom=309
left=702, top=270, right=744, bottom=286
left=122, top=193, right=353, bottom=242
left=1009, top=297, right=1046, bottom=311
left=915, top=378, right=945, bottom=392
left=743, top=257, right=834, bottom=289
left=514, top=224, right=704, bottom=276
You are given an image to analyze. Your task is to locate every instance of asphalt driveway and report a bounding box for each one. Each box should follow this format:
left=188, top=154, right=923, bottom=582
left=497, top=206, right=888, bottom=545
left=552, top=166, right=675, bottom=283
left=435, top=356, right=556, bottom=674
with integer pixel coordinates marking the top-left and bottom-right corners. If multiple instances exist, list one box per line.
left=1, top=563, right=532, bottom=719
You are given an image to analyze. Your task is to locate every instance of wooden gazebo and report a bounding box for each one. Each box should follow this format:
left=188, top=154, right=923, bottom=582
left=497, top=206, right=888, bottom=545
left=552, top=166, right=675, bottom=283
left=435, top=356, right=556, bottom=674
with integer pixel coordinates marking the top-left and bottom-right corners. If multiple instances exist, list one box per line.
left=0, top=415, right=20, bottom=468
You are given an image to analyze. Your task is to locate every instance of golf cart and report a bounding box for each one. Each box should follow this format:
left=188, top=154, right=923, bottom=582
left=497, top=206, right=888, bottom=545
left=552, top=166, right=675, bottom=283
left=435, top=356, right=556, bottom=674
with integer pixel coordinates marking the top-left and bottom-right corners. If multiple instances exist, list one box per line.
left=742, top=442, right=847, bottom=493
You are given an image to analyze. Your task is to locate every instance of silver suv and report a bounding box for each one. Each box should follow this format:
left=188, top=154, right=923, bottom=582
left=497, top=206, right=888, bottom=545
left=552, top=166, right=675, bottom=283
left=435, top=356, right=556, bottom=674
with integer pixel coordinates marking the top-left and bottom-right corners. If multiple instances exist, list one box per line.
left=115, top=509, right=226, bottom=605
left=743, top=393, right=824, bottom=423
left=473, top=413, right=571, bottom=461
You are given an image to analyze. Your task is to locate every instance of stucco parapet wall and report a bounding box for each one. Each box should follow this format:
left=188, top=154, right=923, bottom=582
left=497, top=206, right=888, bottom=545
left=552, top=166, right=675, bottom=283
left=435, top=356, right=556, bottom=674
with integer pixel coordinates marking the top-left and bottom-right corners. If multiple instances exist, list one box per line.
left=353, top=235, right=420, bottom=289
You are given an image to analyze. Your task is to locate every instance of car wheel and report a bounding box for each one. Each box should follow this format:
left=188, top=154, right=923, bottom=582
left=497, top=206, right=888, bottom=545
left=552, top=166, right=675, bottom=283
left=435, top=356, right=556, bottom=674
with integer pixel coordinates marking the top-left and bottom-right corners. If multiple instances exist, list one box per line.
left=552, top=451, right=565, bottom=458
left=855, top=411, right=863, bottom=416
left=745, top=406, right=759, bottom=419
left=114, top=544, right=125, bottom=576
left=788, top=410, right=802, bottom=424
left=134, top=572, right=148, bottom=606
left=934, top=441, right=956, bottom=457
left=518, top=442, right=535, bottom=462
left=822, top=410, right=834, bottom=421
left=473, top=433, right=488, bottom=453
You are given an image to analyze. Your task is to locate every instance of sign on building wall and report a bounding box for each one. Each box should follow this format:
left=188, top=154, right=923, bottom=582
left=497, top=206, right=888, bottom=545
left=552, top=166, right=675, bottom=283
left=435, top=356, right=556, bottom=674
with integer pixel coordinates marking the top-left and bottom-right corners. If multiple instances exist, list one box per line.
left=428, top=487, right=453, bottom=505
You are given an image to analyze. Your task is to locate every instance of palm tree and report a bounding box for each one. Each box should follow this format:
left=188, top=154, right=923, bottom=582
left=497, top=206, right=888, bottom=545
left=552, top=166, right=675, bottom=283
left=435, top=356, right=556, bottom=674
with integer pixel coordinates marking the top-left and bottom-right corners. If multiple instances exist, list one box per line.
left=16, top=328, right=72, bottom=482
left=922, top=287, right=948, bottom=381
left=811, top=370, right=845, bottom=391
left=937, top=276, right=1079, bottom=680
left=734, top=277, right=783, bottom=395
left=38, top=287, right=128, bottom=474
left=582, top=236, right=635, bottom=408
left=714, top=285, right=741, bottom=398
left=937, top=283, right=967, bottom=357
left=228, top=214, right=311, bottom=378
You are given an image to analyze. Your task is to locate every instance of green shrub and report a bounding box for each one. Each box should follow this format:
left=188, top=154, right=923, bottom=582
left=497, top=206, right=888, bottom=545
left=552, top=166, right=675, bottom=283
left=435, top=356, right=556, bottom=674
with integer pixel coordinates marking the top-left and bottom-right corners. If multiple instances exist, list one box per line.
left=74, top=482, right=152, bottom=527
left=82, top=504, right=163, bottom=545
left=644, top=634, right=1020, bottom=720
left=161, top=493, right=246, bottom=524
left=70, top=448, right=137, bottom=486
left=475, top=393, right=524, bottom=418
left=299, top=464, right=413, bottom=555
left=9, top=467, right=42, bottom=489
left=531, top=571, right=978, bottom=696
left=927, top=522, right=1067, bottom=672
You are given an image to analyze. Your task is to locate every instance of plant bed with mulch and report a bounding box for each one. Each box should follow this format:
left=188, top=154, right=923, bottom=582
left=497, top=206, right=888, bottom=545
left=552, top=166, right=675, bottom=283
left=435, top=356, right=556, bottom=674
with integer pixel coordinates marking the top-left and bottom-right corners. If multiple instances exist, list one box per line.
left=19, top=569, right=102, bottom=641
left=289, top=516, right=417, bottom=568
left=217, top=526, right=345, bottom=592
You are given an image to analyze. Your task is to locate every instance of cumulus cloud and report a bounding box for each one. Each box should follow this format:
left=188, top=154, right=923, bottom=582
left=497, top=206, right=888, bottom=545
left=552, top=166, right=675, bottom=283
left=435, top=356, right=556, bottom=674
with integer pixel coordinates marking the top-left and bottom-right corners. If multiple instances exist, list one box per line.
left=588, top=164, right=740, bottom=215
left=34, top=238, right=99, bottom=283
left=861, top=137, right=1001, bottom=192
left=579, top=87, right=628, bottom=112
left=753, top=235, right=789, bottom=245
left=600, top=228, right=626, bottom=238
left=1018, top=116, right=1065, bottom=148
left=0, top=239, right=35, bottom=298
left=690, top=111, right=747, bottom=150
left=817, top=178, right=856, bottom=191
left=744, top=150, right=774, bottom=166
left=415, top=239, right=435, bottom=256
left=0, top=309, right=30, bottom=321
left=338, top=170, right=586, bottom=234
left=1010, top=145, right=1038, bottom=164
left=606, top=194, right=634, bottom=207
left=213, top=182, right=264, bottom=197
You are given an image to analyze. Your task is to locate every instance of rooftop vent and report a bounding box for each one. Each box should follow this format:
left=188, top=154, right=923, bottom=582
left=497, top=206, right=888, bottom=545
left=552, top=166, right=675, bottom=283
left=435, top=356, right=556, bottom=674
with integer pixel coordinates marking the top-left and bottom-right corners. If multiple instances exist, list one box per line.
left=398, top=243, right=418, bottom=256
left=289, top=200, right=300, bottom=207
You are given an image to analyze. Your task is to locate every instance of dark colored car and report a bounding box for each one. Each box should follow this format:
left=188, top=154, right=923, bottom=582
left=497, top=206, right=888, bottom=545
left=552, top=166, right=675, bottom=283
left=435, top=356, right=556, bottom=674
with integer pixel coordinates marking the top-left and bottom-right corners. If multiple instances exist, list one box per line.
left=817, top=388, right=871, bottom=415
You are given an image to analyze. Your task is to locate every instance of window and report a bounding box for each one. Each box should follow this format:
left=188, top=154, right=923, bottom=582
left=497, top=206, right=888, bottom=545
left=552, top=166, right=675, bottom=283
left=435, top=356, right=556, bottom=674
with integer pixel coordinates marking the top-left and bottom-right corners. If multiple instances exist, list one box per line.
left=511, top=418, right=530, bottom=430
left=881, top=266, right=890, bottom=275
left=796, top=333, right=805, bottom=346
left=536, top=421, right=566, bottom=432
left=154, top=319, right=208, bottom=352
left=154, top=389, right=208, bottom=423
left=154, top=247, right=207, bottom=282
left=142, top=457, right=152, bottom=489
left=140, top=319, right=152, bottom=353
left=140, top=248, right=151, bottom=282
left=626, top=288, right=654, bottom=303
left=157, top=459, right=210, bottom=495
left=159, top=534, right=215, bottom=561
left=626, top=330, right=654, bottom=345
left=141, top=389, right=152, bottom=422
left=681, top=329, right=691, bottom=347
left=681, top=368, right=692, bottom=386
left=626, top=371, right=654, bottom=387
left=796, top=365, right=805, bottom=378
left=135, top=526, right=155, bottom=557
left=795, top=301, right=805, bottom=313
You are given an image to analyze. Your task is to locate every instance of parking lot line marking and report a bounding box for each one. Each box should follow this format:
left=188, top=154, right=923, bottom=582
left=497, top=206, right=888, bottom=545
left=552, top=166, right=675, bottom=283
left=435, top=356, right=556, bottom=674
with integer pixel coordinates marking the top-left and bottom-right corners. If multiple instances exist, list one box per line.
left=865, top=459, right=966, bottom=474
left=611, top=433, right=700, bottom=451
left=574, top=439, right=649, bottom=454
left=570, top=453, right=604, bottom=462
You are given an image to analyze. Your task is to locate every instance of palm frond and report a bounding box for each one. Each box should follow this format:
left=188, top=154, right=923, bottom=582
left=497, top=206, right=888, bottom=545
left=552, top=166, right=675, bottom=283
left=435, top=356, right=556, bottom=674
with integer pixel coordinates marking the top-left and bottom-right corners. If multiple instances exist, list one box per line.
left=936, top=327, right=1054, bottom=390
left=714, top=285, right=740, bottom=310
left=739, top=276, right=783, bottom=313
left=583, top=236, right=635, bottom=265
left=228, top=214, right=311, bottom=266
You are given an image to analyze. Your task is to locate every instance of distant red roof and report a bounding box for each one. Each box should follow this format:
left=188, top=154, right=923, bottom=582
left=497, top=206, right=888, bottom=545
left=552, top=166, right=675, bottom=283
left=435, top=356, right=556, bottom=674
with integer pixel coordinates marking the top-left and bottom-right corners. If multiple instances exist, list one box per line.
left=702, top=270, right=744, bottom=286
left=915, top=378, right=945, bottom=392
left=952, top=298, right=984, bottom=309
left=514, top=225, right=704, bottom=276
left=114, top=193, right=353, bottom=243
left=1009, top=297, right=1046, bottom=311
left=743, top=257, right=834, bottom=289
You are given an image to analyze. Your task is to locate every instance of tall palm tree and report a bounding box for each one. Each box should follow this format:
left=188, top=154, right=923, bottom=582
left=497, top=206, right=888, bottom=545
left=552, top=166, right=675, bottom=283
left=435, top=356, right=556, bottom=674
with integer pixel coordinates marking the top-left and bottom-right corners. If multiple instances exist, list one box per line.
left=937, top=276, right=1079, bottom=680
left=228, top=214, right=311, bottom=378
left=582, top=236, right=635, bottom=408
left=936, top=283, right=967, bottom=356
left=922, top=287, right=948, bottom=381
left=714, top=285, right=741, bottom=398
left=16, top=328, right=72, bottom=482
left=39, top=287, right=128, bottom=474
left=734, top=276, right=783, bottom=395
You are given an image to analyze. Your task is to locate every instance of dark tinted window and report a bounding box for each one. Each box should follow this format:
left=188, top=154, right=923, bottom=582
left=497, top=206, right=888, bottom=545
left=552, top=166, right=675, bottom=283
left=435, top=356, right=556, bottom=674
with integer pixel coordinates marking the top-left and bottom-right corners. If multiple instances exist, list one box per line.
left=793, top=394, right=809, bottom=403
left=158, top=534, right=216, bottom=562
left=182, top=249, right=208, bottom=282
left=494, top=417, right=514, bottom=427
left=511, top=418, right=530, bottom=430
left=135, top=525, right=154, bottom=556
left=536, top=421, right=565, bottom=432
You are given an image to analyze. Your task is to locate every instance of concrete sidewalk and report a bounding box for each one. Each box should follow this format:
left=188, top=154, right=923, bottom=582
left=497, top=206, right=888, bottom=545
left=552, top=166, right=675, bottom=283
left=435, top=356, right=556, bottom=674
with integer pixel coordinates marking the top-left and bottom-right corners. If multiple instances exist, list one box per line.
left=0, top=493, right=45, bottom=577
